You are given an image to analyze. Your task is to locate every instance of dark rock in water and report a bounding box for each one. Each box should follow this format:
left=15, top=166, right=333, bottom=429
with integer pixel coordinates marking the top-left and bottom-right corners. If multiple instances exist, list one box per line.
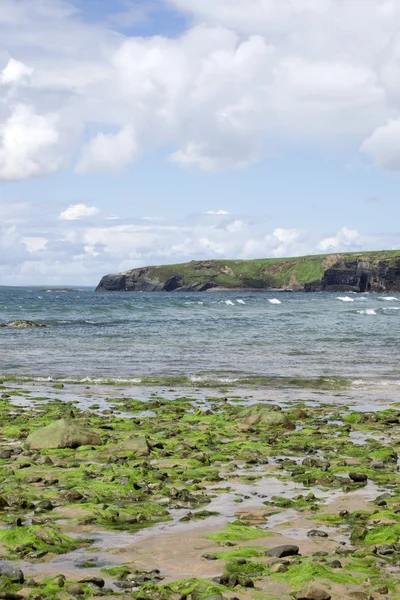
left=349, top=472, right=368, bottom=483
left=307, top=529, right=328, bottom=538
left=0, top=565, right=24, bottom=583
left=296, top=585, right=331, bottom=600
left=0, top=320, right=46, bottom=328
left=266, top=544, right=299, bottom=558
left=25, top=419, right=101, bottom=449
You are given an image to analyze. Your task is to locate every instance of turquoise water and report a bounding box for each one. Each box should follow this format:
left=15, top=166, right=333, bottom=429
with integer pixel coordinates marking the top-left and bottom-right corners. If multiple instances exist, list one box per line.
left=0, top=287, right=399, bottom=383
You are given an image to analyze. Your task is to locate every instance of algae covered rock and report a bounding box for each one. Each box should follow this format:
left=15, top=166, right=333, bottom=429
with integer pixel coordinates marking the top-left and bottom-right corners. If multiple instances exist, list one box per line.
left=25, top=418, right=101, bottom=450
left=118, top=436, right=150, bottom=456
left=0, top=320, right=46, bottom=328
left=237, top=403, right=295, bottom=429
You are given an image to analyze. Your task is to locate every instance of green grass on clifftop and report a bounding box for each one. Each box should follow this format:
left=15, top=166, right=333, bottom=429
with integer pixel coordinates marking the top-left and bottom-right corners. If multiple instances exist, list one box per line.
left=139, top=250, right=400, bottom=290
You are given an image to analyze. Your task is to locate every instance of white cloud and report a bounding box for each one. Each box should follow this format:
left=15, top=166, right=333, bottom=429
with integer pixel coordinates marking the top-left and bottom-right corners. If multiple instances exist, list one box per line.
left=0, top=104, right=65, bottom=180
left=0, top=0, right=398, bottom=176
left=0, top=57, right=33, bottom=84
left=360, top=119, right=400, bottom=172
left=59, top=204, right=100, bottom=221
left=76, top=126, right=138, bottom=174
left=206, top=210, right=230, bottom=215
left=317, top=227, right=362, bottom=252
left=22, top=237, right=48, bottom=252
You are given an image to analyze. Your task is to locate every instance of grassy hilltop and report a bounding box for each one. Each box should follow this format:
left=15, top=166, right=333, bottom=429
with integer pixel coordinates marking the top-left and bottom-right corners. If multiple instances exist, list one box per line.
left=129, top=250, right=400, bottom=290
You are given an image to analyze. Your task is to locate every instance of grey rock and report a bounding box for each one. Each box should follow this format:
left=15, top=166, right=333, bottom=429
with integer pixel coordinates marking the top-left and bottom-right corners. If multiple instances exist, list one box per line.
left=266, top=544, right=299, bottom=558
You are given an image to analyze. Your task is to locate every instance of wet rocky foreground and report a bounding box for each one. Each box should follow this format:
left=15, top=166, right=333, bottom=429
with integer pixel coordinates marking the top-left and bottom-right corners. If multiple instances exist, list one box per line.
left=0, top=380, right=400, bottom=599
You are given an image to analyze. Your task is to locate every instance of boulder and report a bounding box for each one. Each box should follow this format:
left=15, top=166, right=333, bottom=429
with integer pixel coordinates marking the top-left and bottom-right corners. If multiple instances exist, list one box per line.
left=296, top=585, right=331, bottom=600
left=25, top=419, right=101, bottom=450
left=0, top=565, right=24, bottom=583
left=237, top=404, right=295, bottom=430
left=118, top=436, right=150, bottom=456
left=266, top=544, right=299, bottom=558
left=0, top=320, right=46, bottom=328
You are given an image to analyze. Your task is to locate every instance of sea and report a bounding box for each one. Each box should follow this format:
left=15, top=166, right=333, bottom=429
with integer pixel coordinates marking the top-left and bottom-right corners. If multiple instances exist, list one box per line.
left=0, top=287, right=399, bottom=386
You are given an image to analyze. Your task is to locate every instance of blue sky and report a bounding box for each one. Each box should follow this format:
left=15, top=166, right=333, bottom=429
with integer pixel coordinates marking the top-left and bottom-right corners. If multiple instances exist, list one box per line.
left=0, top=0, right=400, bottom=284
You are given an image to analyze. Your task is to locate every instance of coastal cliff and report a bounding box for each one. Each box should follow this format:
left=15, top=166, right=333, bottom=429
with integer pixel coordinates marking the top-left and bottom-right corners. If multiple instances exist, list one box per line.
left=96, top=250, right=400, bottom=293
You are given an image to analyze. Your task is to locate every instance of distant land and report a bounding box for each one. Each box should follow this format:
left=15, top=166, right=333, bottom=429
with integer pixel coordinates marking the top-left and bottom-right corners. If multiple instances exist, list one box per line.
left=96, top=250, right=400, bottom=293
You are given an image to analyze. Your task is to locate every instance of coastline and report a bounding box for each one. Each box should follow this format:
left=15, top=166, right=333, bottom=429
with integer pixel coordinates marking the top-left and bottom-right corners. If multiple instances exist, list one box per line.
left=0, top=379, right=399, bottom=599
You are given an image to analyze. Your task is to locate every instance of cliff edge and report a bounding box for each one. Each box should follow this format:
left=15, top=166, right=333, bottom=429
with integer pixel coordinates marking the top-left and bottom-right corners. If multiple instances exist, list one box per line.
left=96, top=251, right=400, bottom=293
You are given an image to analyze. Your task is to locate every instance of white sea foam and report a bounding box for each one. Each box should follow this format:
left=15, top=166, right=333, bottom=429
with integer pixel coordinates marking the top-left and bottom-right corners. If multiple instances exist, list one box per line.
left=236, top=299, right=246, bottom=304
left=221, top=300, right=235, bottom=306
left=382, top=306, right=400, bottom=310
left=337, top=296, right=355, bottom=302
left=380, top=296, right=398, bottom=301
left=269, top=298, right=281, bottom=304
left=357, top=309, right=377, bottom=315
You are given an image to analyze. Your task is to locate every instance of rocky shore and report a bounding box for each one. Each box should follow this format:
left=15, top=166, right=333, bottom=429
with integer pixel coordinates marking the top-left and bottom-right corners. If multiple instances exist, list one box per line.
left=0, top=379, right=399, bottom=599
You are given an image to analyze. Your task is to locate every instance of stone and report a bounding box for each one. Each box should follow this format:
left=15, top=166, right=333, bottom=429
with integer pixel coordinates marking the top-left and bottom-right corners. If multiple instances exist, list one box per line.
left=349, top=472, right=368, bottom=483
left=375, top=544, right=394, bottom=555
left=25, top=419, right=101, bottom=450
left=118, top=436, right=150, bottom=456
left=302, top=457, right=330, bottom=471
left=0, top=565, right=24, bottom=583
left=269, top=563, right=288, bottom=573
left=238, top=404, right=295, bottom=429
left=61, top=490, right=84, bottom=502
left=307, top=530, right=328, bottom=538
left=327, top=560, right=342, bottom=568
left=296, top=585, right=331, bottom=600
left=0, top=320, right=46, bottom=328
left=266, top=544, right=299, bottom=558
left=78, top=577, right=105, bottom=588
left=66, top=584, right=84, bottom=596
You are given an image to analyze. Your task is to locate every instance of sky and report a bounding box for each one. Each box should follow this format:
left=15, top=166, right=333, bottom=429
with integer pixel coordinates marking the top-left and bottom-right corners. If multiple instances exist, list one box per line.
left=1, top=0, right=400, bottom=285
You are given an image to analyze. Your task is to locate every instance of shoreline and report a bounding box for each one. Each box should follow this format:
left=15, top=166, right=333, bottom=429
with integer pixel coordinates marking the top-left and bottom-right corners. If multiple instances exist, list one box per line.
left=0, top=380, right=400, bottom=599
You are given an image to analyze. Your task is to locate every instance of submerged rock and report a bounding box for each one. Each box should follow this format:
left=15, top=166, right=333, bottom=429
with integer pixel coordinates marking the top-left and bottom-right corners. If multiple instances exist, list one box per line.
left=0, top=320, right=46, bottom=328
left=25, top=419, right=102, bottom=450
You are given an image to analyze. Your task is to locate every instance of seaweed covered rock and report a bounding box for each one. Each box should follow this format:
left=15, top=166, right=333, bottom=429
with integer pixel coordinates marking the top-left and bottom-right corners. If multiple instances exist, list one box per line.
left=118, top=436, right=150, bottom=456
left=0, top=320, right=46, bottom=328
left=236, top=403, right=295, bottom=429
left=25, top=419, right=102, bottom=450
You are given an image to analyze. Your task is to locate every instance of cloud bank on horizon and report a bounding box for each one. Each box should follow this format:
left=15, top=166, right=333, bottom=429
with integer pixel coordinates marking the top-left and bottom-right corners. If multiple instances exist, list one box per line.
left=0, top=0, right=400, bottom=284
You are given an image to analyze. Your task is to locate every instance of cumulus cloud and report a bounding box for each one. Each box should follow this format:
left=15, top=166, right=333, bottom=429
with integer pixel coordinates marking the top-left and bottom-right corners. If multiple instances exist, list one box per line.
left=206, top=210, right=230, bottom=215
left=0, top=0, right=398, bottom=177
left=0, top=104, right=65, bottom=180
left=0, top=202, right=398, bottom=284
left=59, top=204, right=100, bottom=221
left=76, top=127, right=138, bottom=174
left=360, top=119, right=400, bottom=172
left=0, top=57, right=33, bottom=84
left=317, top=227, right=362, bottom=252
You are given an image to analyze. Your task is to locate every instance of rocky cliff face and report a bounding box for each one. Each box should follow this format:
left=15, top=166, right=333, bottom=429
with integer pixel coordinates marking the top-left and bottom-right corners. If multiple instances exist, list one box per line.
left=96, top=268, right=217, bottom=292
left=96, top=254, right=400, bottom=293
left=304, top=258, right=400, bottom=293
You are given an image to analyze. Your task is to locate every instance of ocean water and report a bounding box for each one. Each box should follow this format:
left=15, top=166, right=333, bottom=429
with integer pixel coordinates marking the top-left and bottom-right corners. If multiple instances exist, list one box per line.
left=0, top=287, right=399, bottom=385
